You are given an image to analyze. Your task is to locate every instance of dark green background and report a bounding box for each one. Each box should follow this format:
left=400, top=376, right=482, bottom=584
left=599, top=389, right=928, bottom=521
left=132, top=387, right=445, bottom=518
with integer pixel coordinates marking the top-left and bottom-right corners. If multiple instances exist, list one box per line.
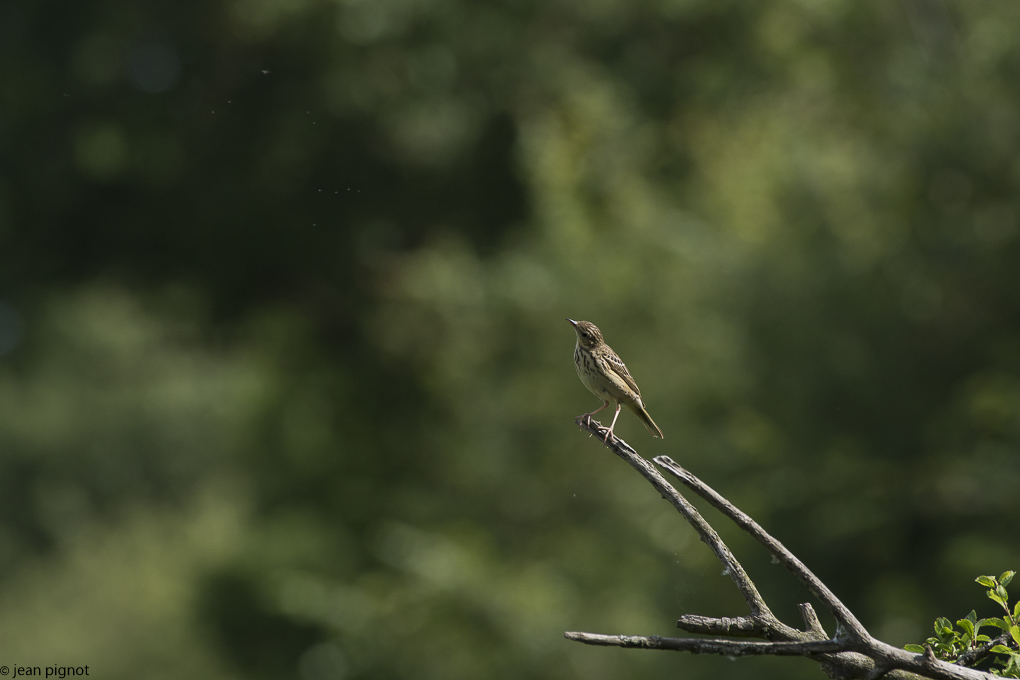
left=1, top=1, right=1018, bottom=678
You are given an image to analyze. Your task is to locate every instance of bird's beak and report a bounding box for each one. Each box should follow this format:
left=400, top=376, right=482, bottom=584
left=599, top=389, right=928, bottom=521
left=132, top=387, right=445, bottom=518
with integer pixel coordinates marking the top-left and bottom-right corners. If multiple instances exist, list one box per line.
left=566, top=318, right=578, bottom=327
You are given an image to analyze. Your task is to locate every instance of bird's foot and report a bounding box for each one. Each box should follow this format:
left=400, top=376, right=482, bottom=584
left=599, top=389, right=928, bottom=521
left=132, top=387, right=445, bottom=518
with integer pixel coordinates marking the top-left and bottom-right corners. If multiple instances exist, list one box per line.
left=576, top=413, right=615, bottom=445
left=577, top=413, right=601, bottom=439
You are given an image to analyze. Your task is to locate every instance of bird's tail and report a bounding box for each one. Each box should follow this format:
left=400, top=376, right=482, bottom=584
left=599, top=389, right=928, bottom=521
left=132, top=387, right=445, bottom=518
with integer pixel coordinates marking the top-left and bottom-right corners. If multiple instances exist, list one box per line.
left=628, top=402, right=664, bottom=439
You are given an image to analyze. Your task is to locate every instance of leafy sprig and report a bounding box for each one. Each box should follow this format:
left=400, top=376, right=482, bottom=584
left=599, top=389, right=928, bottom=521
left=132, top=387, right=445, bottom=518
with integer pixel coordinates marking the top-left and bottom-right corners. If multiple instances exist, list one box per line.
left=905, top=571, right=1020, bottom=677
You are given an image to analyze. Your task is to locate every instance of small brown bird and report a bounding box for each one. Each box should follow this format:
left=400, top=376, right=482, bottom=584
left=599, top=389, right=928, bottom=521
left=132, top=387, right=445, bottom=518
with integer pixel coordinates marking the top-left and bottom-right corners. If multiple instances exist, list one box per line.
left=567, top=318, right=664, bottom=442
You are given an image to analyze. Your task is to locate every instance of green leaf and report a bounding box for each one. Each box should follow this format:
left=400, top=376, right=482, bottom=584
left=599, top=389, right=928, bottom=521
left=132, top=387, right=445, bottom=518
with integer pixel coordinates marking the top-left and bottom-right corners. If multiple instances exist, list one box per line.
left=999, top=651, right=1020, bottom=680
left=958, top=618, right=976, bottom=637
left=990, top=590, right=1009, bottom=607
left=987, top=618, right=1011, bottom=631
left=978, top=575, right=998, bottom=588
left=905, top=644, right=926, bottom=653
left=1000, top=571, right=1015, bottom=587
left=1014, top=600, right=1020, bottom=620
left=1010, top=625, right=1020, bottom=646
left=990, top=645, right=1013, bottom=654
left=977, top=634, right=992, bottom=643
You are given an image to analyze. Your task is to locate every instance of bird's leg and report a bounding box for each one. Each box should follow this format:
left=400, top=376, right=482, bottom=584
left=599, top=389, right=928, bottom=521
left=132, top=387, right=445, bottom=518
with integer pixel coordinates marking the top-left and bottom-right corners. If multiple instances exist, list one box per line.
left=603, top=403, right=623, bottom=444
left=581, top=400, right=610, bottom=437
left=582, top=400, right=610, bottom=420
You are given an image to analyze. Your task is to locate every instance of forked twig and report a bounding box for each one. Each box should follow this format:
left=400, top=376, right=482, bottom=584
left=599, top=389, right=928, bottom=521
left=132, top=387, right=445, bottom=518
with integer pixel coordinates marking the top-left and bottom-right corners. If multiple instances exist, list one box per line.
left=565, top=417, right=997, bottom=680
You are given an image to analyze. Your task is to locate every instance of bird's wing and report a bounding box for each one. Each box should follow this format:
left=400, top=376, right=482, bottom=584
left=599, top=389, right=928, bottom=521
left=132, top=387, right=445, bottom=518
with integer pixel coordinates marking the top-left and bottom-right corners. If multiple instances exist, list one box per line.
left=604, top=347, right=642, bottom=398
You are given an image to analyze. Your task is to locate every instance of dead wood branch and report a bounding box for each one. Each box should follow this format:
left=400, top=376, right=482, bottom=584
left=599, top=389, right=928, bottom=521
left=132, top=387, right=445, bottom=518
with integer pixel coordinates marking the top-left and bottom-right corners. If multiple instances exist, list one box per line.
left=564, top=415, right=997, bottom=680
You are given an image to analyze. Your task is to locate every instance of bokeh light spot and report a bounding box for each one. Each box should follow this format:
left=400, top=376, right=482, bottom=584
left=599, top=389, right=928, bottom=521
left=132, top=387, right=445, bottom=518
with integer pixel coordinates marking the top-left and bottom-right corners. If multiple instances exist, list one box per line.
left=74, top=122, right=128, bottom=181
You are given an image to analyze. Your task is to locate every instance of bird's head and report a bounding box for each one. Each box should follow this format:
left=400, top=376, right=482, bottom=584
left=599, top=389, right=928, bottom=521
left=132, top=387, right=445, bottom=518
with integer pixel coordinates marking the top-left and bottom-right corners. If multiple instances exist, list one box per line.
left=567, top=318, right=604, bottom=349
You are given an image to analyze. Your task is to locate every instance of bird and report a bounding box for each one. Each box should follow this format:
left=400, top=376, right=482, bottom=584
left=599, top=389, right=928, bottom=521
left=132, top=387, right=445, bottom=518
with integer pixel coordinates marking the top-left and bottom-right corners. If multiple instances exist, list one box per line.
left=567, top=318, right=664, bottom=443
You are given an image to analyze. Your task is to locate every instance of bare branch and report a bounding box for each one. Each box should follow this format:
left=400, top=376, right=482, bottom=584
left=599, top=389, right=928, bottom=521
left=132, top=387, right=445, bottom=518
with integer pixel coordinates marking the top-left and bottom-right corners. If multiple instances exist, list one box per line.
left=564, top=420, right=1000, bottom=680
left=675, top=614, right=768, bottom=637
left=563, top=630, right=845, bottom=656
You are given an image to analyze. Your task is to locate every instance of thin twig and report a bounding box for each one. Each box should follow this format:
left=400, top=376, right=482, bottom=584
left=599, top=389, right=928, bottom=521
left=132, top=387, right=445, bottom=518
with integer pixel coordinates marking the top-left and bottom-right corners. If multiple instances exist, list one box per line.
left=799, top=603, right=827, bottom=638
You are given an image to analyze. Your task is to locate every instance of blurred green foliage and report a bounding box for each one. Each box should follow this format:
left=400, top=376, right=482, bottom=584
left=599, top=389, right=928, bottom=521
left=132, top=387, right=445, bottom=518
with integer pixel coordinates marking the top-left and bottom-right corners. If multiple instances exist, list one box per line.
left=1, top=0, right=1019, bottom=678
